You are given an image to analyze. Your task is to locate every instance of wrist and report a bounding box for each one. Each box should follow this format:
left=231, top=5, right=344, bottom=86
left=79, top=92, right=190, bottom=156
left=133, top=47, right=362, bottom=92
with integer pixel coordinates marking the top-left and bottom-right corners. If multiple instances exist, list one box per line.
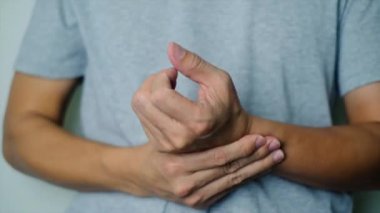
left=247, top=115, right=272, bottom=136
left=101, top=145, right=150, bottom=196
left=233, top=109, right=253, bottom=139
left=246, top=114, right=259, bottom=135
left=100, top=146, right=129, bottom=191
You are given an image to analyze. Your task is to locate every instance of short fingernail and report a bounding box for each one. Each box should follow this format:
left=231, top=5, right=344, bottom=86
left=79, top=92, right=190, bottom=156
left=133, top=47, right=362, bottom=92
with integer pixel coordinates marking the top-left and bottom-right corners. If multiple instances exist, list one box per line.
left=268, top=139, right=281, bottom=152
left=171, top=42, right=186, bottom=61
left=272, top=150, right=285, bottom=163
left=255, top=136, right=266, bottom=148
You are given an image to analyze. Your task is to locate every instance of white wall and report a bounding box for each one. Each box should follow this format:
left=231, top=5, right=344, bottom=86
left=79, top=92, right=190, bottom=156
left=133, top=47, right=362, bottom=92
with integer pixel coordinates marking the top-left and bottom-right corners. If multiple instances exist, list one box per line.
left=0, top=1, right=76, bottom=213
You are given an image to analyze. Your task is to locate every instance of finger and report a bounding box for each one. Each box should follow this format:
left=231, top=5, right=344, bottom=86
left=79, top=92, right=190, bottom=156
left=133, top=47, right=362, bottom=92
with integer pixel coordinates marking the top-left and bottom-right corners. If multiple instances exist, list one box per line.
left=182, top=135, right=267, bottom=171
left=133, top=87, right=181, bottom=151
left=150, top=82, right=214, bottom=138
left=183, top=140, right=270, bottom=194
left=133, top=74, right=194, bottom=151
left=151, top=68, right=178, bottom=91
left=132, top=77, right=168, bottom=148
left=219, top=139, right=273, bottom=174
left=265, top=136, right=282, bottom=152
left=186, top=149, right=285, bottom=205
left=135, top=108, right=174, bottom=151
left=196, top=189, right=230, bottom=209
left=183, top=189, right=229, bottom=209
left=169, top=139, right=270, bottom=199
left=167, top=42, right=222, bottom=85
left=148, top=70, right=201, bottom=135
left=150, top=72, right=199, bottom=124
left=200, top=191, right=228, bottom=209
left=138, top=117, right=155, bottom=142
left=134, top=68, right=176, bottom=99
left=136, top=101, right=193, bottom=152
left=166, top=68, right=178, bottom=89
left=136, top=73, right=155, bottom=94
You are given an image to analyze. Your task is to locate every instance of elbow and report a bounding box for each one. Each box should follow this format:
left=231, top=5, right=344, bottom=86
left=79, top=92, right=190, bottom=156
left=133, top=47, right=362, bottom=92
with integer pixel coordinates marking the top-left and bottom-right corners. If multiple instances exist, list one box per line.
left=2, top=124, right=19, bottom=169
left=2, top=118, right=26, bottom=172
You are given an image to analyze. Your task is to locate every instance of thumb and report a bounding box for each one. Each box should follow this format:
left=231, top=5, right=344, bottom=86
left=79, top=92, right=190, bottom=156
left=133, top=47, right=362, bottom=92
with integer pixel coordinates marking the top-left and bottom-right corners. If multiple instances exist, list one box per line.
left=167, top=42, right=221, bottom=84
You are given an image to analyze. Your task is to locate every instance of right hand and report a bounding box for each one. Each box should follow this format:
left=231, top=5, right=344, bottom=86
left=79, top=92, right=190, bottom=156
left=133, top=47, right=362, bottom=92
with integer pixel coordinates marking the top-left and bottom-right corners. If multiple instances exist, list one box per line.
left=131, top=43, right=252, bottom=153
left=109, top=134, right=284, bottom=208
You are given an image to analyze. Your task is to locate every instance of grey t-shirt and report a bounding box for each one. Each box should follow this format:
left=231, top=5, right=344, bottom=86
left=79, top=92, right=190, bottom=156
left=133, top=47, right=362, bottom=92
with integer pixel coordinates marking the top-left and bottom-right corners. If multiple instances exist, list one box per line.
left=16, top=0, right=380, bottom=212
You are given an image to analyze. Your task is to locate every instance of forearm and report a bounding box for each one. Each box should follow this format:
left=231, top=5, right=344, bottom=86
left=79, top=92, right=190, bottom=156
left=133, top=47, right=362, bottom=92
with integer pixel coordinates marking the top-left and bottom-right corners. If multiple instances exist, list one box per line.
left=3, top=113, right=144, bottom=195
left=250, top=116, right=380, bottom=191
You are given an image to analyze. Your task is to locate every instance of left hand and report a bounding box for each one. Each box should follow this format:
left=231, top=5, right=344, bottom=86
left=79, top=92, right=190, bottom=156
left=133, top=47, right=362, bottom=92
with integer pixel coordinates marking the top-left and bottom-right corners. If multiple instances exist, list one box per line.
left=124, top=134, right=283, bottom=208
left=132, top=42, right=252, bottom=152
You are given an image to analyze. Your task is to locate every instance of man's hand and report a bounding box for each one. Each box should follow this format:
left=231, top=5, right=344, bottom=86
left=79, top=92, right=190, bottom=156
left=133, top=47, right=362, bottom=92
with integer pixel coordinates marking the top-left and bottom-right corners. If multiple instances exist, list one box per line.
left=107, top=135, right=284, bottom=208
left=132, top=42, right=252, bottom=152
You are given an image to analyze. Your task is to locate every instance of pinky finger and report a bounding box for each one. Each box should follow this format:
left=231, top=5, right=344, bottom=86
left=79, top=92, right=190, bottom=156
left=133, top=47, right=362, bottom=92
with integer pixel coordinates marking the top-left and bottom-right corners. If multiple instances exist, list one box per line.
left=184, top=149, right=285, bottom=206
left=196, top=189, right=231, bottom=209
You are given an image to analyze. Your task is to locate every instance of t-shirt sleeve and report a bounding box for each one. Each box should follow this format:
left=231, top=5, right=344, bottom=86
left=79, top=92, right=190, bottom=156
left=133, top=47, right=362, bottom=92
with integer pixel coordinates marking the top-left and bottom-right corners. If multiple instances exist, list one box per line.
left=338, top=0, right=380, bottom=96
left=15, top=0, right=86, bottom=79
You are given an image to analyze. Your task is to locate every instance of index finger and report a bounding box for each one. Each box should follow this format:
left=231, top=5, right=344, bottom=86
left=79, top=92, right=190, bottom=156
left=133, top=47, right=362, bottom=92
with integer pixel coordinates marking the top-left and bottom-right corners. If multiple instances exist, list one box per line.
left=150, top=70, right=199, bottom=123
left=151, top=68, right=178, bottom=91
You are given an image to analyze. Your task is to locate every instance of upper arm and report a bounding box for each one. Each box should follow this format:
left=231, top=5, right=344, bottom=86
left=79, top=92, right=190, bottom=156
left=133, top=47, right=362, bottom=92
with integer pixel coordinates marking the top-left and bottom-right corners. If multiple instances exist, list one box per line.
left=5, top=72, right=79, bottom=128
left=344, top=82, right=380, bottom=189
left=3, top=72, right=80, bottom=163
left=344, top=82, right=380, bottom=124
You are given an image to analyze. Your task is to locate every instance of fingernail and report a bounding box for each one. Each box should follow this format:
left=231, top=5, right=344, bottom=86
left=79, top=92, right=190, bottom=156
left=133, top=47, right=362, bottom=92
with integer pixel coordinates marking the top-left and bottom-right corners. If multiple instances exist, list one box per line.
left=272, top=150, right=285, bottom=163
left=268, top=139, right=281, bottom=152
left=171, top=42, right=186, bottom=61
left=255, top=136, right=266, bottom=148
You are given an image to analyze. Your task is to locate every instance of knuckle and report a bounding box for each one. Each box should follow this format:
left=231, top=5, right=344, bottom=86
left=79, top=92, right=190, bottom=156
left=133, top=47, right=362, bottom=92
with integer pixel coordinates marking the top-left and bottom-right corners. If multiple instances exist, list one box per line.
left=190, top=108, right=215, bottom=136
left=265, top=154, right=278, bottom=166
left=163, top=146, right=176, bottom=153
left=188, top=54, right=204, bottom=71
left=218, top=71, right=232, bottom=85
left=150, top=90, right=164, bottom=105
left=249, top=157, right=273, bottom=176
left=172, top=135, right=191, bottom=151
left=170, top=126, right=195, bottom=151
left=183, top=194, right=203, bottom=208
left=212, top=149, right=228, bottom=166
left=158, top=142, right=176, bottom=153
left=223, top=160, right=241, bottom=174
left=241, top=138, right=256, bottom=157
left=229, top=173, right=245, bottom=186
left=163, top=158, right=183, bottom=176
left=174, top=182, right=193, bottom=198
left=190, top=120, right=214, bottom=137
left=151, top=88, right=172, bottom=105
left=131, top=91, right=149, bottom=110
left=254, top=146, right=270, bottom=160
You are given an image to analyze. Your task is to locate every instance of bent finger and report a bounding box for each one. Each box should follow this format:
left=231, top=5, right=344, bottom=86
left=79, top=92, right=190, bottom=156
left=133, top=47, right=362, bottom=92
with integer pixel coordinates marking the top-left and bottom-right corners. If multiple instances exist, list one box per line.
left=135, top=109, right=174, bottom=151
left=151, top=68, right=178, bottom=91
left=151, top=86, right=199, bottom=125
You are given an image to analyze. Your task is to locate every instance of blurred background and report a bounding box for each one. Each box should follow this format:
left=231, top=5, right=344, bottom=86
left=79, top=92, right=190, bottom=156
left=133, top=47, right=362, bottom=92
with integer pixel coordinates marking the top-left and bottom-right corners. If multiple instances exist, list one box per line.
left=0, top=1, right=78, bottom=213
left=0, top=0, right=379, bottom=212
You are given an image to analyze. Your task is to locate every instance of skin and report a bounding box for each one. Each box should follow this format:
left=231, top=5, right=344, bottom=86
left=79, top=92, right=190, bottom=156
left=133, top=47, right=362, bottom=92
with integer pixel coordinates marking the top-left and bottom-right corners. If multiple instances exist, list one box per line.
left=135, top=42, right=380, bottom=191
left=3, top=41, right=380, bottom=208
left=2, top=72, right=283, bottom=208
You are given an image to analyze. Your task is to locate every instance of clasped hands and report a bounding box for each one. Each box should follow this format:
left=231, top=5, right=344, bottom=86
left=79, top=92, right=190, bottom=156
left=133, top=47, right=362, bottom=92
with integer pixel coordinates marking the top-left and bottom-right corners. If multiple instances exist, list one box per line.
left=131, top=43, right=284, bottom=208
